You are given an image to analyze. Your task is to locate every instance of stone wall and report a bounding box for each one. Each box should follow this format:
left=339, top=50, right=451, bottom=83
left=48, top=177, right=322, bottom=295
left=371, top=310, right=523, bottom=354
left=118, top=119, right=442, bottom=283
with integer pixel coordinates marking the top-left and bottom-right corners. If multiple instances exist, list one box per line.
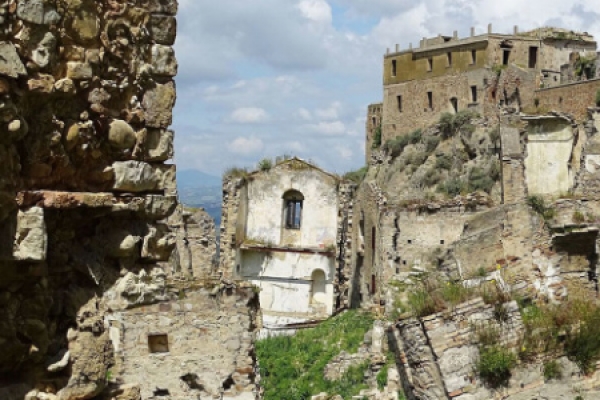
left=0, top=0, right=181, bottom=398
left=109, top=285, right=258, bottom=400
left=535, top=79, right=600, bottom=121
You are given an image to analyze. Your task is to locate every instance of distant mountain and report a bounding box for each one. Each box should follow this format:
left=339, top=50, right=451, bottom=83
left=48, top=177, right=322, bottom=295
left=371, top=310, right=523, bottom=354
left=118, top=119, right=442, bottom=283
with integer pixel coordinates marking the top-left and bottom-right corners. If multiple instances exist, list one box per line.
left=176, top=169, right=222, bottom=188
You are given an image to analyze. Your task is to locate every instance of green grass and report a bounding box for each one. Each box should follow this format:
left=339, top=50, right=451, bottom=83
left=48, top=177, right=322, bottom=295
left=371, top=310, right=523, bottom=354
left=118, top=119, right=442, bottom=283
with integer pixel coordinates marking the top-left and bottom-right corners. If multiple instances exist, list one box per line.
left=256, top=311, right=375, bottom=400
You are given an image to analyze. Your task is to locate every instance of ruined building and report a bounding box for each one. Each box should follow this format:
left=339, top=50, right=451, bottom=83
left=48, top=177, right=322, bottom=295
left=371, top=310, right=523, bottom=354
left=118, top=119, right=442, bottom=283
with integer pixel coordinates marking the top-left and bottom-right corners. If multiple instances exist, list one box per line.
left=220, top=158, right=356, bottom=332
left=367, top=26, right=599, bottom=150
left=0, top=1, right=258, bottom=400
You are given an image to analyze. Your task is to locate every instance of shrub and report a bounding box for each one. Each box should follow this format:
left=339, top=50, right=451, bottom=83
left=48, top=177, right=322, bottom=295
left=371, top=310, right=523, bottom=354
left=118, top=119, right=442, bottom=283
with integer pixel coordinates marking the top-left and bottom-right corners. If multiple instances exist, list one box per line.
left=543, top=360, right=562, bottom=381
left=223, top=167, right=248, bottom=179
left=489, top=159, right=501, bottom=181
left=425, top=136, right=441, bottom=153
left=344, top=166, right=368, bottom=184
left=476, top=346, right=517, bottom=387
left=258, top=158, right=273, bottom=171
left=526, top=195, right=556, bottom=221
left=441, top=281, right=473, bottom=306
left=422, top=168, right=441, bottom=187
left=468, top=167, right=495, bottom=193
left=383, top=135, right=410, bottom=158
left=372, top=125, right=382, bottom=148
left=565, top=308, right=600, bottom=374
left=437, top=177, right=465, bottom=197
left=435, top=154, right=453, bottom=170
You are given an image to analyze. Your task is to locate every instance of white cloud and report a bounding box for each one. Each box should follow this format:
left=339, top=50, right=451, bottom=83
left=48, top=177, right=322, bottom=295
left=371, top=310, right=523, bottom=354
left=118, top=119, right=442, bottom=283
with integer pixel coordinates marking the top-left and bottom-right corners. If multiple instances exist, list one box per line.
left=336, top=145, right=354, bottom=160
left=297, top=0, right=333, bottom=25
left=315, top=101, right=342, bottom=120
left=229, top=107, right=269, bottom=123
left=297, top=108, right=313, bottom=120
left=228, top=136, right=264, bottom=155
left=309, top=121, right=346, bottom=135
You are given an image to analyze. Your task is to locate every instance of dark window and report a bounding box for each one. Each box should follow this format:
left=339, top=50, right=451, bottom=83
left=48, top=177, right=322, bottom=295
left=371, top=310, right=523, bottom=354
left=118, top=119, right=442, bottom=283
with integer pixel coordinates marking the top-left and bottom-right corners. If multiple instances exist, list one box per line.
left=148, top=334, right=169, bottom=353
left=471, top=86, right=477, bottom=102
left=471, top=49, right=477, bottom=64
left=440, top=240, right=445, bottom=245
left=502, top=50, right=510, bottom=65
left=397, top=95, right=402, bottom=112
left=372, top=116, right=376, bottom=126
left=450, top=97, right=458, bottom=113
left=427, top=57, right=433, bottom=71
left=371, top=227, right=376, bottom=250
left=407, top=239, right=412, bottom=244
left=529, top=46, right=538, bottom=68
left=391, top=59, right=397, bottom=77
left=427, top=91, right=433, bottom=109
left=283, top=190, right=304, bottom=229
left=447, top=52, right=452, bottom=67
left=371, top=274, right=376, bottom=295
left=396, top=267, right=400, bottom=274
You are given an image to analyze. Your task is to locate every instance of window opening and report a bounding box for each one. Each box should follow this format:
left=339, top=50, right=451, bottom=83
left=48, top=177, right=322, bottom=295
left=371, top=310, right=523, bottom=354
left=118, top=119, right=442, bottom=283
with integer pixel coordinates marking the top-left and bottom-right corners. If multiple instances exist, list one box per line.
left=471, top=86, right=477, bottom=103
left=471, top=49, right=477, bottom=64
left=502, top=50, right=510, bottom=65
left=447, top=52, right=452, bottom=67
left=371, top=274, right=376, bottom=295
left=450, top=97, right=458, bottom=113
left=427, top=91, right=433, bottom=109
left=372, top=116, right=376, bottom=126
left=528, top=46, right=538, bottom=68
left=283, top=190, right=304, bottom=229
left=397, top=95, right=402, bottom=112
left=148, top=334, right=169, bottom=353
left=427, top=57, right=433, bottom=72
left=391, top=59, right=397, bottom=77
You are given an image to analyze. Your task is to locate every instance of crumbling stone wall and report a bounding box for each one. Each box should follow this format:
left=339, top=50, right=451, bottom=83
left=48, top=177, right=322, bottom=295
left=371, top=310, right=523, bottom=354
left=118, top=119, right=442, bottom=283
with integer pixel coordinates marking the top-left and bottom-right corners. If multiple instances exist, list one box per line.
left=0, top=2, right=252, bottom=399
left=535, top=79, right=600, bottom=121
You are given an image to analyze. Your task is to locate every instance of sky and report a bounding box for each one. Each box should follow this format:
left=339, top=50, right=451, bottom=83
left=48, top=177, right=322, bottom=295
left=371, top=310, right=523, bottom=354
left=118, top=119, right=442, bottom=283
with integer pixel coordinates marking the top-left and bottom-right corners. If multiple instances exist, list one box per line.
left=172, top=0, right=600, bottom=177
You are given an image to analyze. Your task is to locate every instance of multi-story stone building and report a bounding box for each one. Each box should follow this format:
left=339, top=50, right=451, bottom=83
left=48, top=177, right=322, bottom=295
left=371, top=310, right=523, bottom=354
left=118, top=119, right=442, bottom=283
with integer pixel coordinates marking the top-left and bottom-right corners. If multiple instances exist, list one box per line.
left=368, top=26, right=597, bottom=148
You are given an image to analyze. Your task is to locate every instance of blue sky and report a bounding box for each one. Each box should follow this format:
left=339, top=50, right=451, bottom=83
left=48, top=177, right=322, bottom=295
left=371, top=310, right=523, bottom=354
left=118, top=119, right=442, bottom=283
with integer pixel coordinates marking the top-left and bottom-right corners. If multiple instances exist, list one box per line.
left=172, top=0, right=600, bottom=177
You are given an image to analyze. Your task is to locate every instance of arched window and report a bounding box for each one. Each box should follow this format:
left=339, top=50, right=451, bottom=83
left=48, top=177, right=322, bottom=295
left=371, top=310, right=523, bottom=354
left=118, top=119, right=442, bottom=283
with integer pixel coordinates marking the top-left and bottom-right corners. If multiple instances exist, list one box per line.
left=283, top=190, right=304, bottom=229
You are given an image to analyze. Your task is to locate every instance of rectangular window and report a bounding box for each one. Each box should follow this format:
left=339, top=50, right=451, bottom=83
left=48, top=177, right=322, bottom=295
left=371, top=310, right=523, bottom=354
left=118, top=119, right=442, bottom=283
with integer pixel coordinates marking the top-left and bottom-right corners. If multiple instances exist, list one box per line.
left=471, top=49, right=477, bottom=65
left=391, top=59, right=397, bottom=77
left=397, top=95, right=402, bottom=112
left=427, top=57, right=433, bottom=72
left=447, top=52, right=452, bottom=67
left=148, top=334, right=169, bottom=353
left=471, top=85, right=477, bottom=102
left=427, top=91, right=433, bottom=109
left=503, top=50, right=510, bottom=65
left=371, top=116, right=376, bottom=126
left=285, top=200, right=302, bottom=229
left=529, top=46, right=538, bottom=68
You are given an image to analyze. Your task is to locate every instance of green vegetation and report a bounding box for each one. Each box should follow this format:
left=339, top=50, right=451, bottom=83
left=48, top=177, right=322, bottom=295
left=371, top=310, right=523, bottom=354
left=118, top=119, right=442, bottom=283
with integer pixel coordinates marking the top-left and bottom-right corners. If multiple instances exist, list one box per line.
left=376, top=363, right=389, bottom=390
left=565, top=307, right=600, bottom=374
left=476, top=345, right=517, bottom=388
left=344, top=166, right=368, bottom=184
left=223, top=166, right=249, bottom=180
left=543, top=360, right=562, bottom=381
left=492, top=64, right=508, bottom=76
left=372, top=125, right=382, bottom=148
left=258, top=158, right=273, bottom=171
left=435, top=154, right=452, bottom=170
left=526, top=195, right=556, bottom=221
left=573, top=210, right=585, bottom=224
left=256, top=311, right=375, bottom=400
left=575, top=55, right=596, bottom=79
left=382, top=129, right=422, bottom=158
left=438, top=111, right=478, bottom=138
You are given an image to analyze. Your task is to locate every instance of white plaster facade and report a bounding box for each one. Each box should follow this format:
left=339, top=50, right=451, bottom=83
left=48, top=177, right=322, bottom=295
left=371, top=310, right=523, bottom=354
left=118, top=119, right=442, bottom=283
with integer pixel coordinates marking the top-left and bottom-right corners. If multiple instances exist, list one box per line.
left=524, top=117, right=574, bottom=196
left=235, top=159, right=340, bottom=327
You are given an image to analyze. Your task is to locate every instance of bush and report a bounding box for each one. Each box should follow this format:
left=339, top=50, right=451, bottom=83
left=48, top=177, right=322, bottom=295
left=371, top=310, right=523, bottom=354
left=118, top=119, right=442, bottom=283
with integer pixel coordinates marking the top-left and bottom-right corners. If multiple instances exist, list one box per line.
left=383, top=129, right=423, bottom=158
left=439, top=110, right=478, bottom=138
left=437, top=177, right=465, bottom=197
left=422, top=168, right=441, bottom=187
left=543, top=360, right=562, bottom=381
left=435, top=154, right=452, bottom=170
left=526, top=195, right=556, bottom=221
left=425, top=136, right=441, bottom=153
left=344, top=166, right=368, bottom=184
left=258, top=158, right=273, bottom=171
left=223, top=167, right=248, bottom=179
left=565, top=308, right=600, bottom=374
left=372, top=125, right=382, bottom=148
left=376, top=363, right=389, bottom=390
left=476, top=346, right=517, bottom=387
left=468, top=167, right=495, bottom=193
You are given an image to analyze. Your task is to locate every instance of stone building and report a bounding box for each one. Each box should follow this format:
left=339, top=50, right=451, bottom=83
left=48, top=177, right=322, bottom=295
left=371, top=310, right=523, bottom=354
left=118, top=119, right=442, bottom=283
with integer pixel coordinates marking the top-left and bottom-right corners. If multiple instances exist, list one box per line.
left=220, top=158, right=356, bottom=331
left=370, top=26, right=597, bottom=148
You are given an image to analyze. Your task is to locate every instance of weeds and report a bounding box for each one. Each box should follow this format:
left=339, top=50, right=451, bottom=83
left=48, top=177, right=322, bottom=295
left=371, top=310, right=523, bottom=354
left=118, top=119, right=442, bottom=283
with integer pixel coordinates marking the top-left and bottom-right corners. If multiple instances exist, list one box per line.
left=258, top=158, right=273, bottom=171
left=476, top=345, right=517, bottom=387
left=372, top=125, right=382, bottom=148
left=344, top=166, right=368, bottom=184
left=526, top=195, right=556, bottom=221
left=573, top=210, right=585, bottom=224
left=543, top=360, right=562, bottom=381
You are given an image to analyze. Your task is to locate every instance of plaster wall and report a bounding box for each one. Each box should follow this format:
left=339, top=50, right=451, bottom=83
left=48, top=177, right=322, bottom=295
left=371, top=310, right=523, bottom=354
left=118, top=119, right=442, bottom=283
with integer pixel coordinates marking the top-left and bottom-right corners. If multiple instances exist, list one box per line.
left=524, top=118, right=574, bottom=196
left=245, top=166, right=338, bottom=248
left=240, top=250, right=334, bottom=317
